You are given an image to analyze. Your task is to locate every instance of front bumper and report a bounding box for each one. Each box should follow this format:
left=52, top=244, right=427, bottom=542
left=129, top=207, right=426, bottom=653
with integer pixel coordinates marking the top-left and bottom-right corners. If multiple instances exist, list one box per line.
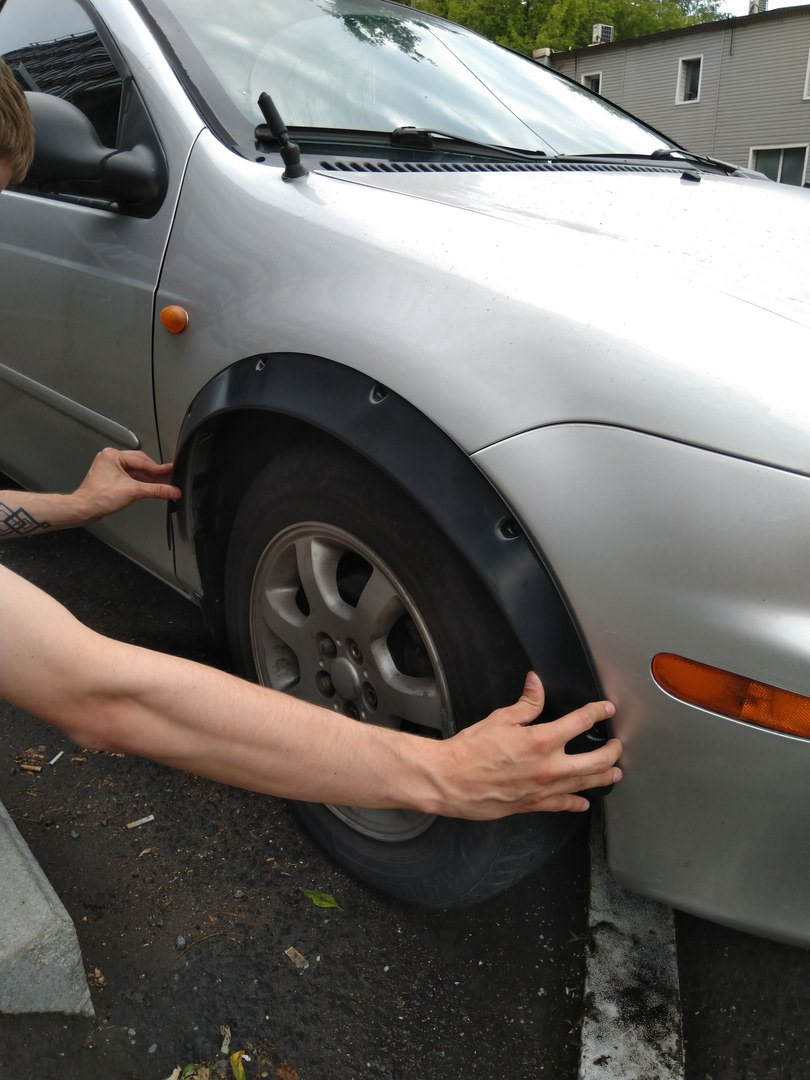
left=475, top=423, right=810, bottom=945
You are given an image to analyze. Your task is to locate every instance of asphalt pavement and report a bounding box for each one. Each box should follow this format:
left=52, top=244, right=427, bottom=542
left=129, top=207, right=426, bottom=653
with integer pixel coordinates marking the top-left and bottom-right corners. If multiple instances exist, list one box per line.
left=2, top=523, right=810, bottom=1080
left=0, top=526, right=590, bottom=1080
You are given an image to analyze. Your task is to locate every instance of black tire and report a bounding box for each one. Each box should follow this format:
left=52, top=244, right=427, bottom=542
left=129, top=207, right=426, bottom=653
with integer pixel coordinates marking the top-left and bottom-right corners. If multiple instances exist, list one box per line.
left=224, top=441, right=581, bottom=908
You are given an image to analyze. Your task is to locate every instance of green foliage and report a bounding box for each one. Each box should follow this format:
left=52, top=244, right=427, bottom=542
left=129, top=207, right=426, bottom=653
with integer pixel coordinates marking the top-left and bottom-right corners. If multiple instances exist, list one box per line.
left=340, top=11, right=430, bottom=57
left=402, top=0, right=727, bottom=54
left=300, top=887, right=342, bottom=909
left=539, top=0, right=726, bottom=52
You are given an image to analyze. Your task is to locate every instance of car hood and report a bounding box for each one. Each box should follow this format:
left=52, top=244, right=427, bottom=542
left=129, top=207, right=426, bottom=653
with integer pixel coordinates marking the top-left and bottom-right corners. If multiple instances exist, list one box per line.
left=311, top=162, right=810, bottom=474
left=322, top=162, right=809, bottom=327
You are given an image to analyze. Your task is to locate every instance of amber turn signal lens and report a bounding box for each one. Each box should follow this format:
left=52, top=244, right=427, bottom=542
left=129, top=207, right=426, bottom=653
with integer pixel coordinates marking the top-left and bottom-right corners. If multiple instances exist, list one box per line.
left=159, top=305, right=189, bottom=333
left=652, top=653, right=810, bottom=738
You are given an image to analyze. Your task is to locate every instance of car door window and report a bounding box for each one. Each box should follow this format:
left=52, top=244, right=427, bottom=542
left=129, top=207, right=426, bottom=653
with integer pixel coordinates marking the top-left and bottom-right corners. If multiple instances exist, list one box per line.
left=1, top=0, right=123, bottom=166
left=0, top=0, right=182, bottom=577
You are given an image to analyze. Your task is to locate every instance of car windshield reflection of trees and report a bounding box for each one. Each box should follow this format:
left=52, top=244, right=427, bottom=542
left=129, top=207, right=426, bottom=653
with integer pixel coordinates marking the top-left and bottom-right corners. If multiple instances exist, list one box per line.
left=334, top=6, right=434, bottom=64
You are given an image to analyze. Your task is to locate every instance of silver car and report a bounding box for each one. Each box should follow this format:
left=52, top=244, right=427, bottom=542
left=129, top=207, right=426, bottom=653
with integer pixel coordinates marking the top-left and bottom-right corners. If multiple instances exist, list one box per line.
left=2, top=0, right=810, bottom=944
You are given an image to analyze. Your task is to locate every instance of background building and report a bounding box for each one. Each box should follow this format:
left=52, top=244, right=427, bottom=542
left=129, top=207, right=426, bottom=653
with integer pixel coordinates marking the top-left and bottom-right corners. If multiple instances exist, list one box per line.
left=544, top=4, right=810, bottom=185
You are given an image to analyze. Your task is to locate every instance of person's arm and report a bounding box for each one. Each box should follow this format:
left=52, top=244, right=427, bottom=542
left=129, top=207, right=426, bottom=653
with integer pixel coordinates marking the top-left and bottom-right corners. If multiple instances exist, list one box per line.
left=0, top=566, right=621, bottom=818
left=0, top=448, right=180, bottom=539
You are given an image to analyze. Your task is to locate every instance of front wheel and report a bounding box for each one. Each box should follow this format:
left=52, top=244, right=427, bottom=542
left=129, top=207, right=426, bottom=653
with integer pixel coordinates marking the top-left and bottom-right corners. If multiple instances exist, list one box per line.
left=224, top=442, right=581, bottom=907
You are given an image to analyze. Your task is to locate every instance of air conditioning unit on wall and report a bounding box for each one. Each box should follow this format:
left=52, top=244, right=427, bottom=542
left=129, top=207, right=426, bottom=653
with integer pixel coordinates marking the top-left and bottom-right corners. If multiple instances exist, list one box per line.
left=591, top=23, right=613, bottom=44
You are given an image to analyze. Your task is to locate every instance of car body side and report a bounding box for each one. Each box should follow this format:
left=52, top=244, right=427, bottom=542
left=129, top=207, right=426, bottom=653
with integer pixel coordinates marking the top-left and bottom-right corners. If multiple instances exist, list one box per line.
left=154, top=135, right=810, bottom=944
left=1, top=0, right=810, bottom=943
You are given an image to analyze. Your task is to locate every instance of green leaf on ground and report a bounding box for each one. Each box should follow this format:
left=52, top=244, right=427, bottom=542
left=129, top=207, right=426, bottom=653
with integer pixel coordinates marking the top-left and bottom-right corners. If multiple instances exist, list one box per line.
left=299, top=888, right=341, bottom=909
left=230, top=1049, right=248, bottom=1080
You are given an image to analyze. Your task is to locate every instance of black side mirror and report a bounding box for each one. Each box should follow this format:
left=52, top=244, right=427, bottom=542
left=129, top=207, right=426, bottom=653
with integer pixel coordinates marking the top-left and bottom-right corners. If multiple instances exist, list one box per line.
left=24, top=91, right=164, bottom=211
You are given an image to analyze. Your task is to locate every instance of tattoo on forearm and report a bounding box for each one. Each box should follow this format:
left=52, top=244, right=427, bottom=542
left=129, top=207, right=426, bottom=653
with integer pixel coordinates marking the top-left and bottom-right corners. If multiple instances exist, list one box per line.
left=0, top=501, right=52, bottom=537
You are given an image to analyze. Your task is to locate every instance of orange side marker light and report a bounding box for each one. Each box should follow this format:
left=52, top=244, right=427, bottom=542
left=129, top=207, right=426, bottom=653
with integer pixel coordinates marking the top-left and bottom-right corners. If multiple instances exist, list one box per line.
left=159, top=305, right=189, bottom=334
left=652, top=653, right=810, bottom=738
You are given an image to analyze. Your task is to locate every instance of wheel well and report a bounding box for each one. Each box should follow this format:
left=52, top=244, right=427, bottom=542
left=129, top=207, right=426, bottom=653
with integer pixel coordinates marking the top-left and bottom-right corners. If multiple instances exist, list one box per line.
left=183, top=411, right=336, bottom=641
left=173, top=353, right=600, bottom=723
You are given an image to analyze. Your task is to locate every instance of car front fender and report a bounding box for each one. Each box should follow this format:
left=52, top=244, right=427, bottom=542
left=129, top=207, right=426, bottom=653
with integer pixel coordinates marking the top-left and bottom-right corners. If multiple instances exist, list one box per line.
left=172, top=351, right=602, bottom=727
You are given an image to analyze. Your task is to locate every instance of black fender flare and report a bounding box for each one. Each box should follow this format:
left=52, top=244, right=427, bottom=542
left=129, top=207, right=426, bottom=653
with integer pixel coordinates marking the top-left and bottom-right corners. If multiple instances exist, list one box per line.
left=173, top=352, right=601, bottom=724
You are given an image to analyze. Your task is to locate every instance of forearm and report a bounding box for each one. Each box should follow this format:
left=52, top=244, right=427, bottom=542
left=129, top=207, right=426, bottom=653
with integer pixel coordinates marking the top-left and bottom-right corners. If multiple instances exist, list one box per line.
left=0, top=448, right=180, bottom=540
left=83, top=644, right=442, bottom=811
left=0, top=566, right=442, bottom=811
left=1, top=566, right=622, bottom=819
left=0, top=489, right=88, bottom=538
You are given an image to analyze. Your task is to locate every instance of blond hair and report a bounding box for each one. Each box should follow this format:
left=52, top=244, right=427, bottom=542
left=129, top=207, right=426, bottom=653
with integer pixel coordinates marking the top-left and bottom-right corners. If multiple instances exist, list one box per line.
left=0, top=58, right=35, bottom=183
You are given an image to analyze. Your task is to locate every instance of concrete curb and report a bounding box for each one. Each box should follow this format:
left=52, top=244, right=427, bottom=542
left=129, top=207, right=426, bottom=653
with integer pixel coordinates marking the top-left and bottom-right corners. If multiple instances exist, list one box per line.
left=579, top=806, right=683, bottom=1080
left=0, top=800, right=94, bottom=1016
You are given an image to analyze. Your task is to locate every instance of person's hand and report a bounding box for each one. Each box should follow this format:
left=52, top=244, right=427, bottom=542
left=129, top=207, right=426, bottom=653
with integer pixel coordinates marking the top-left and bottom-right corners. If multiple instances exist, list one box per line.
left=432, top=672, right=622, bottom=819
left=72, top=448, right=181, bottom=522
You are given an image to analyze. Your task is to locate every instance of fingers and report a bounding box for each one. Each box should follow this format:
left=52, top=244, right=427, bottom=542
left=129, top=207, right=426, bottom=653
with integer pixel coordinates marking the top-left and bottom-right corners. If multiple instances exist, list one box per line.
left=530, top=793, right=592, bottom=813
left=547, top=749, right=623, bottom=792
left=497, top=673, right=614, bottom=738
left=515, top=681, right=622, bottom=808
left=570, top=730, right=621, bottom=769
left=484, top=673, right=619, bottom=777
left=121, top=468, right=181, bottom=502
left=475, top=671, right=543, bottom=731
left=116, top=451, right=178, bottom=482
left=133, top=481, right=182, bottom=502
left=513, top=669, right=545, bottom=723
left=102, top=449, right=182, bottom=501
left=550, top=698, right=616, bottom=744
left=127, top=465, right=175, bottom=484
left=506, top=754, right=622, bottom=816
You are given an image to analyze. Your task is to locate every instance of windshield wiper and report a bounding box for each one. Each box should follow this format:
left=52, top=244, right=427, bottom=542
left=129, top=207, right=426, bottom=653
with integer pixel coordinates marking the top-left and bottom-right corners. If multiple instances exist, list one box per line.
left=649, top=146, right=762, bottom=177
left=389, top=126, right=548, bottom=161
left=254, top=117, right=549, bottom=163
left=549, top=148, right=748, bottom=177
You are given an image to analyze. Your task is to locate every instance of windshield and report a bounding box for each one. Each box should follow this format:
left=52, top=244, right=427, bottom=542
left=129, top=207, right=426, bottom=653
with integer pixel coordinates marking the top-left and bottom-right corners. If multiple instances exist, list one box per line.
left=155, top=0, right=667, bottom=157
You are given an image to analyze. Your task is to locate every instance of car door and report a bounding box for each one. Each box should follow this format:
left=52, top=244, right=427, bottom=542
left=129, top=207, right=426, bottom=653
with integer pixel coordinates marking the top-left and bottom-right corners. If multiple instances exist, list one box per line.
left=0, top=0, right=198, bottom=578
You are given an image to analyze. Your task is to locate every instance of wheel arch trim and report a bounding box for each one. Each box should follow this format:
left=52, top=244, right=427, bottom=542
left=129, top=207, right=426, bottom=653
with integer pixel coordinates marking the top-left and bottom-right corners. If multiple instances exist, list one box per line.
left=173, top=352, right=600, bottom=718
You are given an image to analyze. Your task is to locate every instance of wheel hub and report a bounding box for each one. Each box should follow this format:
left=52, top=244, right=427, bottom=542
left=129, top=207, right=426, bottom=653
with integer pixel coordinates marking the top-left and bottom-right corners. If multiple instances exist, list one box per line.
left=331, top=655, right=361, bottom=701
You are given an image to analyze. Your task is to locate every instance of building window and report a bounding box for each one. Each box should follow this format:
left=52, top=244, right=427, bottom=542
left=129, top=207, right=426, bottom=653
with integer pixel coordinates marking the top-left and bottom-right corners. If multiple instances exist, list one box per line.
left=677, top=56, right=702, bottom=104
left=751, top=145, right=808, bottom=186
left=804, top=46, right=810, bottom=99
left=581, top=72, right=602, bottom=94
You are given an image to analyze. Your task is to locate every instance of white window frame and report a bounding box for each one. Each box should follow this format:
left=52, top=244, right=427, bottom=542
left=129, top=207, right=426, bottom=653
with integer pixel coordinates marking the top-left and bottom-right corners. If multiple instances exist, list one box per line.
left=580, top=71, right=602, bottom=95
left=676, top=55, right=703, bottom=105
left=803, top=46, right=810, bottom=100
left=748, top=143, right=809, bottom=185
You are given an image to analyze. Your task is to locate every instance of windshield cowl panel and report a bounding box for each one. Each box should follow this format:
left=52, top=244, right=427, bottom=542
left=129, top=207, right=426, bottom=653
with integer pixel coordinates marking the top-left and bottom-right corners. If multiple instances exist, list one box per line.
left=153, top=0, right=668, bottom=159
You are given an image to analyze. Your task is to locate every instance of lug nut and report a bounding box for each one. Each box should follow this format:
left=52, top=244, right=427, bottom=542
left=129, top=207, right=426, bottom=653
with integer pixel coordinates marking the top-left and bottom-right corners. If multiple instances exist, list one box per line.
left=318, top=634, right=337, bottom=658
left=363, top=683, right=378, bottom=710
left=316, top=672, right=335, bottom=698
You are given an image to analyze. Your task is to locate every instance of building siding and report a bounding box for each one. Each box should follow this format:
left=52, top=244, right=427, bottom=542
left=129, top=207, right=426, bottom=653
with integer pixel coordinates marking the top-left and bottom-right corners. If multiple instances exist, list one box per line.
left=549, top=7, right=810, bottom=183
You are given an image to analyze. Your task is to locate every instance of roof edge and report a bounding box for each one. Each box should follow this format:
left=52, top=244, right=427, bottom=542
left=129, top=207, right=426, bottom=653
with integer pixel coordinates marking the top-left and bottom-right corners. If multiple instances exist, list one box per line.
left=546, top=3, right=810, bottom=57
